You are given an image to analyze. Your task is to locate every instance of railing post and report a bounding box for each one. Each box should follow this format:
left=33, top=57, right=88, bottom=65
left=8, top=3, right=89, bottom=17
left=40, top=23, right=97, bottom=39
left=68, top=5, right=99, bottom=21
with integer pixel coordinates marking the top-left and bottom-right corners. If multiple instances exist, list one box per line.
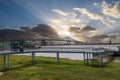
left=56, top=52, right=59, bottom=64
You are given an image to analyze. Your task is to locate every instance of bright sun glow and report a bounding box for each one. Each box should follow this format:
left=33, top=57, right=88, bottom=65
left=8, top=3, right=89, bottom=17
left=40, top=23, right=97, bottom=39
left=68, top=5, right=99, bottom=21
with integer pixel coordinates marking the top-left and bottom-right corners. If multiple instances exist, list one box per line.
left=59, top=30, right=71, bottom=37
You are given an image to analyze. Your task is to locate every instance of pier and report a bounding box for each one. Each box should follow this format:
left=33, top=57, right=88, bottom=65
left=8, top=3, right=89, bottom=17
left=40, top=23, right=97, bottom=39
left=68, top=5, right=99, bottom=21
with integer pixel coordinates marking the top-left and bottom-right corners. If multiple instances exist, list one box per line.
left=0, top=45, right=114, bottom=71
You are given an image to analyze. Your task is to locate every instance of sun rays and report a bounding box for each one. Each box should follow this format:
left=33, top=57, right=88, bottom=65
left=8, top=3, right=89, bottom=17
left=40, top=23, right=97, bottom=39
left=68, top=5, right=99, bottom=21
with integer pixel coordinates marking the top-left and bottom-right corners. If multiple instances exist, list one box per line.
left=9, top=0, right=120, bottom=42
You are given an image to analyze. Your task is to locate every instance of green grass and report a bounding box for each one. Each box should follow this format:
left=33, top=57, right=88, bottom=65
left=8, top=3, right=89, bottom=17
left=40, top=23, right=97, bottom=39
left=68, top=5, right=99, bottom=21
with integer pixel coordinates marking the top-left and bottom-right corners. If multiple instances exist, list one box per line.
left=0, top=55, right=120, bottom=80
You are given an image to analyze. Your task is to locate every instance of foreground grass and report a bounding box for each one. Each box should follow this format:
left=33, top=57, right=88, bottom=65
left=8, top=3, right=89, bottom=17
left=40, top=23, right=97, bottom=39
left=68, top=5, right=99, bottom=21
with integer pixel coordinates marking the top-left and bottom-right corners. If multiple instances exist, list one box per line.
left=0, top=55, right=120, bottom=80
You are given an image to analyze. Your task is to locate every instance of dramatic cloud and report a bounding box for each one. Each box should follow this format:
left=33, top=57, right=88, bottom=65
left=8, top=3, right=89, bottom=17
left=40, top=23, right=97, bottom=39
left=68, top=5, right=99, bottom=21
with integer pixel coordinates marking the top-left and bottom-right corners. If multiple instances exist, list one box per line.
left=52, top=9, right=68, bottom=16
left=71, top=34, right=110, bottom=43
left=73, top=8, right=103, bottom=20
left=94, top=1, right=120, bottom=18
left=81, top=26, right=96, bottom=32
left=68, top=26, right=109, bottom=43
left=68, top=26, right=107, bottom=42
left=50, top=8, right=106, bottom=37
left=93, top=34, right=109, bottom=39
left=50, top=1, right=120, bottom=43
left=50, top=9, right=83, bottom=37
left=73, top=7, right=118, bottom=28
left=30, top=24, right=59, bottom=38
left=69, top=27, right=81, bottom=34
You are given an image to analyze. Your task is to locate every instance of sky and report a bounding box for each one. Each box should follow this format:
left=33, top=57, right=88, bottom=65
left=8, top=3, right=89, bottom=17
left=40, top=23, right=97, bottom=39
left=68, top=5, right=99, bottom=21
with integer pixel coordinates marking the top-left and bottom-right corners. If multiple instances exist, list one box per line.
left=0, top=0, right=120, bottom=42
left=0, top=0, right=103, bottom=26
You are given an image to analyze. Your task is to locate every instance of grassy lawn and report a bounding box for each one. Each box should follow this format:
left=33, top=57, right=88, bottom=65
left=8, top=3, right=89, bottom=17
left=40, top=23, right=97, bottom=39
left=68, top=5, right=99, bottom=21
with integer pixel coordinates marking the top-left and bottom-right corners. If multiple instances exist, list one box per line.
left=0, top=55, right=120, bottom=80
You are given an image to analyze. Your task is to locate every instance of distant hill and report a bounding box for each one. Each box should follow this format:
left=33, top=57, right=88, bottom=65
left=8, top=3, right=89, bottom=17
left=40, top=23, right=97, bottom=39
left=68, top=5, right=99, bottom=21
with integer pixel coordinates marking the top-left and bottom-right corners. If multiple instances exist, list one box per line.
left=29, top=24, right=59, bottom=38
left=0, top=24, right=59, bottom=41
left=0, top=29, right=35, bottom=41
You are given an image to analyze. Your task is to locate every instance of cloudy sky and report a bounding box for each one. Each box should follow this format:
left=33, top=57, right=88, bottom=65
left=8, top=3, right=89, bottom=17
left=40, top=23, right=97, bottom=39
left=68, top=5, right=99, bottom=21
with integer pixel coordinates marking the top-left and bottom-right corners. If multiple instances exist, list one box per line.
left=0, top=0, right=120, bottom=42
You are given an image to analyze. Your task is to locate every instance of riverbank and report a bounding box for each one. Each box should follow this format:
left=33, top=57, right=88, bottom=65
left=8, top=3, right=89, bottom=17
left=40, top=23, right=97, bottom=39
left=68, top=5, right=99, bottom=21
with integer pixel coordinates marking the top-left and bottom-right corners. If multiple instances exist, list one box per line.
left=0, top=55, right=120, bottom=80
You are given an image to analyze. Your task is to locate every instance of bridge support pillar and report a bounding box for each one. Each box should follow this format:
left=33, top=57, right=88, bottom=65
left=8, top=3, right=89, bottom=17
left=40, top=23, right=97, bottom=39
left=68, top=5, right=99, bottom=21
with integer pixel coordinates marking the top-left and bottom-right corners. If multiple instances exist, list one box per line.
left=32, top=52, right=35, bottom=63
left=3, top=54, right=6, bottom=71
left=8, top=54, right=10, bottom=70
left=56, top=52, right=59, bottom=64
left=99, top=53, right=103, bottom=67
left=88, top=53, right=91, bottom=66
left=83, top=53, right=85, bottom=64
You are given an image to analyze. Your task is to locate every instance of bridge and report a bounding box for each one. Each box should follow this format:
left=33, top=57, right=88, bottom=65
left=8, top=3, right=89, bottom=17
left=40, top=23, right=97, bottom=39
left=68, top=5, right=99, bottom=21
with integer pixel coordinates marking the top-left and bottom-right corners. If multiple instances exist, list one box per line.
left=0, top=45, right=115, bottom=71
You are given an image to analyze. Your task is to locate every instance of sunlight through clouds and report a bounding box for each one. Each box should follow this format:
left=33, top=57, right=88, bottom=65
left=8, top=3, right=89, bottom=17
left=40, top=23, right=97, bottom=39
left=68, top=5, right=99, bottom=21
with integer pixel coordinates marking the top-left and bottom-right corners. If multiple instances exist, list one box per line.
left=73, top=8, right=103, bottom=20
left=11, top=0, right=120, bottom=42
left=95, top=1, right=120, bottom=18
left=49, top=1, right=120, bottom=42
